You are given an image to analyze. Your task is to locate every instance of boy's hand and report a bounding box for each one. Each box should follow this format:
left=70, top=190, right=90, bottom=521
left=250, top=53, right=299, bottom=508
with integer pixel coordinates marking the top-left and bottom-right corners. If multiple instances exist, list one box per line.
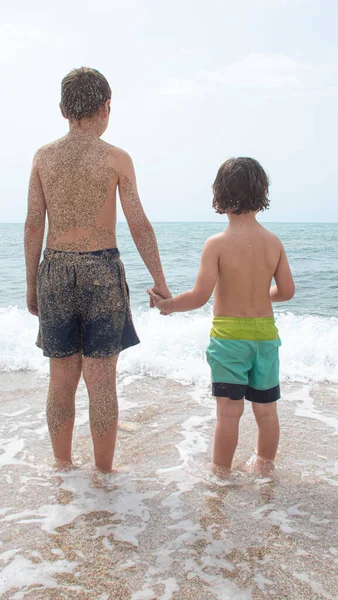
left=147, top=289, right=172, bottom=315
left=27, top=285, right=39, bottom=316
left=149, top=282, right=172, bottom=309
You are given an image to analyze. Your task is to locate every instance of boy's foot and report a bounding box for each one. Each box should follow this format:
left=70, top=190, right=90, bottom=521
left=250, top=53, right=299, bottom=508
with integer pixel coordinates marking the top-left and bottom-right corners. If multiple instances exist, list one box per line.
left=94, top=465, right=119, bottom=475
left=53, top=459, right=75, bottom=471
left=212, top=463, right=231, bottom=479
left=243, top=455, right=275, bottom=476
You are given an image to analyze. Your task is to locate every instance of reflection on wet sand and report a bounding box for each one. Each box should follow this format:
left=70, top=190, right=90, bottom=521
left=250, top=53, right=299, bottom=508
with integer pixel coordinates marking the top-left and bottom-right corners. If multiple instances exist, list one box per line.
left=0, top=374, right=338, bottom=599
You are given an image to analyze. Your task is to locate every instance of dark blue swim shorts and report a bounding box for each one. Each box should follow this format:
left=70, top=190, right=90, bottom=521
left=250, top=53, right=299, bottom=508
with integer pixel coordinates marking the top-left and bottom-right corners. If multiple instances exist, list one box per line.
left=36, top=248, right=140, bottom=358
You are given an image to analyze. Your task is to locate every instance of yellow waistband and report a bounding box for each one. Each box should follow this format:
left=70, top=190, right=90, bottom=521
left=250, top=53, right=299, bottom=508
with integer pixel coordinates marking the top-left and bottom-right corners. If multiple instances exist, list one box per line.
left=210, top=317, right=279, bottom=341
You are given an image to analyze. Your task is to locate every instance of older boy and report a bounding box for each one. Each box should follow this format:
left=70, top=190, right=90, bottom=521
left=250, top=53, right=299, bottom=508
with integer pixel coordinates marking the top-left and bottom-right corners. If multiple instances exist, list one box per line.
left=24, top=67, right=170, bottom=472
left=148, top=157, right=294, bottom=473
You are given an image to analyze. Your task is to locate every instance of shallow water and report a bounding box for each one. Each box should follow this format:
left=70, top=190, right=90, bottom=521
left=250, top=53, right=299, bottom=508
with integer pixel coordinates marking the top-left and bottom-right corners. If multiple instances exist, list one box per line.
left=1, top=374, right=337, bottom=599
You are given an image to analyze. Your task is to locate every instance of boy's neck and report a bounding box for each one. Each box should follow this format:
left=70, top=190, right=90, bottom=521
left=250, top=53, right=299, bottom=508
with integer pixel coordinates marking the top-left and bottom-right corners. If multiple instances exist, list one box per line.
left=227, top=212, right=259, bottom=227
left=68, top=118, right=103, bottom=138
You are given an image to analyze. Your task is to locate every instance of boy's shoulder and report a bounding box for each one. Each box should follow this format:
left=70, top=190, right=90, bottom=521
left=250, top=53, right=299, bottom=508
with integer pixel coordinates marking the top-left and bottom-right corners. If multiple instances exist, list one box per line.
left=202, top=232, right=226, bottom=254
left=208, top=225, right=283, bottom=251
left=204, top=232, right=225, bottom=246
left=32, top=136, right=68, bottom=163
left=258, top=225, right=283, bottom=246
left=33, top=138, right=130, bottom=165
left=98, top=140, right=128, bottom=157
left=97, top=143, right=135, bottom=170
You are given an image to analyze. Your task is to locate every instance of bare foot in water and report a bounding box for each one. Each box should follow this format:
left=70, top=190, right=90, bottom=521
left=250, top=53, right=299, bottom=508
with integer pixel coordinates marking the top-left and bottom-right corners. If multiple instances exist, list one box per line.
left=94, top=466, right=119, bottom=475
left=53, top=459, right=77, bottom=472
left=212, top=463, right=231, bottom=479
left=243, top=455, right=275, bottom=477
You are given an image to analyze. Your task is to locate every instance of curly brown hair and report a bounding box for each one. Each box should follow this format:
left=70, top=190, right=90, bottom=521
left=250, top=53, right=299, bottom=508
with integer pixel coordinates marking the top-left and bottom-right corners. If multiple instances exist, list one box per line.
left=61, top=67, right=111, bottom=122
left=212, top=157, right=270, bottom=215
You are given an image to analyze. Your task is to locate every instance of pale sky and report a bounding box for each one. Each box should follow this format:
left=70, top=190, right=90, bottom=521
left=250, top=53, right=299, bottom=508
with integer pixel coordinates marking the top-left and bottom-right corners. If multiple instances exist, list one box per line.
left=1, top=0, right=337, bottom=223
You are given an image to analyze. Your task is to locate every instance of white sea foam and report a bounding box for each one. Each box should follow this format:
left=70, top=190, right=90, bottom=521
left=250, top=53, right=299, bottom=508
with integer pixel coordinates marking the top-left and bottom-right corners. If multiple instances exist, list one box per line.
left=1, top=306, right=338, bottom=384
left=0, top=554, right=78, bottom=597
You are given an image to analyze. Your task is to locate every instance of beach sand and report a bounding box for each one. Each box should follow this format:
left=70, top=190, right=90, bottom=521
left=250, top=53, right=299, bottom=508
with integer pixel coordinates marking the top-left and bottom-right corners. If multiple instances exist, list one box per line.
left=0, top=373, right=338, bottom=599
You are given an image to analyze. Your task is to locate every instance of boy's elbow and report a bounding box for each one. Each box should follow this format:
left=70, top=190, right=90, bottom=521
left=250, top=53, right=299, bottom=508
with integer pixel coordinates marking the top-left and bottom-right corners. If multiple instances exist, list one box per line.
left=193, top=299, right=205, bottom=310
left=192, top=290, right=210, bottom=309
left=129, top=217, right=152, bottom=242
left=283, top=283, right=295, bottom=301
left=25, top=217, right=45, bottom=235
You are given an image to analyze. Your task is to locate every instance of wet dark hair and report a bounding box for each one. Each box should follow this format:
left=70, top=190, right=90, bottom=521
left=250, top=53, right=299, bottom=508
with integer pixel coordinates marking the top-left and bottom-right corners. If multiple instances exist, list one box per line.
left=61, top=67, right=111, bottom=122
left=212, top=157, right=270, bottom=215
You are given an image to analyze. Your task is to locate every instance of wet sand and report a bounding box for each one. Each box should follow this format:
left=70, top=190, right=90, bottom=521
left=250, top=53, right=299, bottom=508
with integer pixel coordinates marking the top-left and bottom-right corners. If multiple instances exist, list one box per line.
left=0, top=373, right=338, bottom=599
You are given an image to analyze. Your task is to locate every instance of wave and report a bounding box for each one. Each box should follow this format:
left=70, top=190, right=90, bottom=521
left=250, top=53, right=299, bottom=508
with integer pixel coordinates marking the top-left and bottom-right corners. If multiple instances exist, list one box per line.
left=0, top=307, right=338, bottom=384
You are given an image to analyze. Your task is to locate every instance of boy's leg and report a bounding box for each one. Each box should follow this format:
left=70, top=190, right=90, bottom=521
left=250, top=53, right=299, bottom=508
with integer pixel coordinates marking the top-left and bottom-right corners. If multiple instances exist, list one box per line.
left=248, top=336, right=281, bottom=465
left=47, top=353, right=82, bottom=465
left=213, top=397, right=244, bottom=471
left=251, top=401, right=279, bottom=461
left=82, top=355, right=119, bottom=473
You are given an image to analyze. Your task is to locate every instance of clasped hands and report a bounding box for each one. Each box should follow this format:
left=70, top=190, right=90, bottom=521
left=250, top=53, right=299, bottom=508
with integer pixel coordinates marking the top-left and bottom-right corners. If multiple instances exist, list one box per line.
left=147, top=282, right=172, bottom=315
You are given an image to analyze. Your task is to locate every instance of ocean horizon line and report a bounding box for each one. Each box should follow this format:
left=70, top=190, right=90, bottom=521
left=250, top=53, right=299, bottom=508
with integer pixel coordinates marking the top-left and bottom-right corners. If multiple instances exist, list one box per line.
left=1, top=220, right=338, bottom=226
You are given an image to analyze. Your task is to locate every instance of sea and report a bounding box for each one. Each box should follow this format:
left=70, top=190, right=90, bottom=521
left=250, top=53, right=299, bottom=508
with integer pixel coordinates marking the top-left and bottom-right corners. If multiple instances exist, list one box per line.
left=1, top=222, right=338, bottom=600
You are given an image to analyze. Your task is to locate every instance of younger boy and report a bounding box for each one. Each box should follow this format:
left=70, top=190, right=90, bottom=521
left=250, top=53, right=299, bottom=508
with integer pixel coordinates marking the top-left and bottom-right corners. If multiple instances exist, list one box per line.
left=148, top=157, right=295, bottom=473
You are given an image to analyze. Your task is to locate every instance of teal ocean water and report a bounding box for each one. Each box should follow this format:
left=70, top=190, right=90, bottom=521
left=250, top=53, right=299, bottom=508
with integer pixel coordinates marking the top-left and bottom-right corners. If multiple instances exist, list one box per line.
left=1, top=222, right=338, bottom=315
left=0, top=222, right=338, bottom=381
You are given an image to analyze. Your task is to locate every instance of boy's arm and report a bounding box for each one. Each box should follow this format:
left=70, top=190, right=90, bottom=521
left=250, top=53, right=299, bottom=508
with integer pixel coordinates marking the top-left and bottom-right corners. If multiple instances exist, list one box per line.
left=118, top=151, right=170, bottom=299
left=270, top=242, right=295, bottom=302
left=24, top=151, right=46, bottom=315
left=148, top=238, right=219, bottom=314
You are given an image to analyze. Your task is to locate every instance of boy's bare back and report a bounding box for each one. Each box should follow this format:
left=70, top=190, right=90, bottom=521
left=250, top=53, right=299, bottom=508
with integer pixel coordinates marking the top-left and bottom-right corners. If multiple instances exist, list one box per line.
left=212, top=220, right=282, bottom=318
left=35, top=135, right=135, bottom=252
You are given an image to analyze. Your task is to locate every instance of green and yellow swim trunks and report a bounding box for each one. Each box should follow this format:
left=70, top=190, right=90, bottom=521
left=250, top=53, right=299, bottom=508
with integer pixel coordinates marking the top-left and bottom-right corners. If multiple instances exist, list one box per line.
left=206, top=317, right=281, bottom=403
